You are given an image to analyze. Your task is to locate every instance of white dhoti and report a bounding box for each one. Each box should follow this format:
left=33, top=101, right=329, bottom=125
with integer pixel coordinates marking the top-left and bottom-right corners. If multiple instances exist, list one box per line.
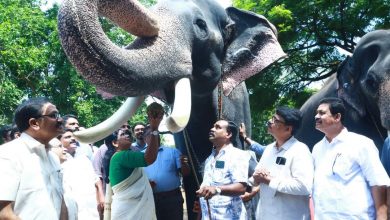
left=111, top=168, right=156, bottom=220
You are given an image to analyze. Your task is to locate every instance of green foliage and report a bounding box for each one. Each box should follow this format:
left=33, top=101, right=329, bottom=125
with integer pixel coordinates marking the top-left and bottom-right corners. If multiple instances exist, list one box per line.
left=233, top=0, right=389, bottom=143
left=0, top=0, right=149, bottom=138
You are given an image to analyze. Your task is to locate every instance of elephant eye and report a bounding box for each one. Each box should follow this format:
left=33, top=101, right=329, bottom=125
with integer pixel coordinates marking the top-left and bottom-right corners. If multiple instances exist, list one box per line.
left=194, top=18, right=208, bottom=39
left=196, top=19, right=207, bottom=30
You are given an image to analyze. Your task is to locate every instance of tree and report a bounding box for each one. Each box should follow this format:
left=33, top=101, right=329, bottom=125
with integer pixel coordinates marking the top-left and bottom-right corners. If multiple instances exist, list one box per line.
left=0, top=0, right=148, bottom=137
left=233, top=0, right=390, bottom=143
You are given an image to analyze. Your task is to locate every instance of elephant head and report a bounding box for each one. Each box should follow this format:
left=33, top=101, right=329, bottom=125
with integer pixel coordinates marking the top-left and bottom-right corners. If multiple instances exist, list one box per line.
left=58, top=0, right=285, bottom=142
left=337, top=30, right=390, bottom=132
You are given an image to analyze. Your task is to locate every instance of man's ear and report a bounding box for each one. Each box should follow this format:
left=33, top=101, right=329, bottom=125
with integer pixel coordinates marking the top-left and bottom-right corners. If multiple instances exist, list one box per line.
left=221, top=7, right=286, bottom=96
left=29, top=118, right=41, bottom=131
left=334, top=113, right=342, bottom=122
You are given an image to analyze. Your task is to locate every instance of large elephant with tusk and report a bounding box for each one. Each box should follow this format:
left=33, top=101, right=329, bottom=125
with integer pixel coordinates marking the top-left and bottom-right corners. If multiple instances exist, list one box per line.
left=58, top=0, right=285, bottom=218
left=296, top=30, right=390, bottom=151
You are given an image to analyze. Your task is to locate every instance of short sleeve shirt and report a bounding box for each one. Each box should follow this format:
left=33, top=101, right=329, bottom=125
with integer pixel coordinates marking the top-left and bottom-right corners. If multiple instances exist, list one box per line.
left=312, top=128, right=390, bottom=220
left=144, top=146, right=182, bottom=192
left=200, top=144, right=249, bottom=220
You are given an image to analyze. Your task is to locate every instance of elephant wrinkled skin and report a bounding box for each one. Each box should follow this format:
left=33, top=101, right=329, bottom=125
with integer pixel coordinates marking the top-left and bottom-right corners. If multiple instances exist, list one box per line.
left=296, top=30, right=390, bottom=150
left=58, top=0, right=285, bottom=219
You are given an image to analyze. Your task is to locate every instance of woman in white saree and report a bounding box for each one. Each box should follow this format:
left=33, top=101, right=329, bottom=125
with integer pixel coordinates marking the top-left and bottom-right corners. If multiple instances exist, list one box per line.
left=107, top=103, right=163, bottom=220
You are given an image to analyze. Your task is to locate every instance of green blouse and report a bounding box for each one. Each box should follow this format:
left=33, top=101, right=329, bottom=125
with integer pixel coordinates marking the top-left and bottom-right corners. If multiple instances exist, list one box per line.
left=109, top=150, right=147, bottom=186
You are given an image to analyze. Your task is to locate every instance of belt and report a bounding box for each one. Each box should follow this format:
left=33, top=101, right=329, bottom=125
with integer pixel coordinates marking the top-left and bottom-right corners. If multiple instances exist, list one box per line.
left=153, top=188, right=181, bottom=197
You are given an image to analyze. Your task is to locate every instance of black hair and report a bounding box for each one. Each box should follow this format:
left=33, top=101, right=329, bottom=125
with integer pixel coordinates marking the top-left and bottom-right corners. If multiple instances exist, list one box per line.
left=102, top=131, right=119, bottom=184
left=56, top=128, right=74, bottom=140
left=62, top=114, right=78, bottom=124
left=319, top=97, right=346, bottom=123
left=10, top=124, right=20, bottom=140
left=14, top=97, right=51, bottom=132
left=1, top=124, right=12, bottom=139
left=131, top=122, right=146, bottom=132
left=225, top=120, right=239, bottom=146
left=275, top=106, right=302, bottom=135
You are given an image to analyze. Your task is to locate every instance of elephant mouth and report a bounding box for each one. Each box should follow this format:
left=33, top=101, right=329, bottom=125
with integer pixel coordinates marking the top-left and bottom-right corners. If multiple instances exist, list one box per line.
left=73, top=78, right=192, bottom=143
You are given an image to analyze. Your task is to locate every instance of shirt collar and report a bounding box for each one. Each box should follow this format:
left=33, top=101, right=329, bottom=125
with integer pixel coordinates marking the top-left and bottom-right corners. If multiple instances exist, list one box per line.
left=324, top=127, right=349, bottom=144
left=212, top=143, right=233, bottom=157
left=20, top=132, right=46, bottom=152
left=273, top=136, right=297, bottom=152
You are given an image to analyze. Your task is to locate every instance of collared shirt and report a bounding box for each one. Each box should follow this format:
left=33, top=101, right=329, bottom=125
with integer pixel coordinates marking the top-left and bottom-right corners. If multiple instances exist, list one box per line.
left=62, top=152, right=99, bottom=219
left=200, top=144, right=249, bottom=220
left=144, top=146, right=182, bottom=192
left=380, top=137, right=390, bottom=176
left=131, top=141, right=147, bottom=152
left=312, top=128, right=390, bottom=220
left=0, top=133, right=63, bottom=219
left=254, top=136, right=313, bottom=220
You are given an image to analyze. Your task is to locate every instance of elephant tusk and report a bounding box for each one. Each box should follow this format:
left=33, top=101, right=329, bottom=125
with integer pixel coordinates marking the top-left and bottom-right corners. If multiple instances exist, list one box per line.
left=73, top=96, right=145, bottom=143
left=166, top=78, right=191, bottom=133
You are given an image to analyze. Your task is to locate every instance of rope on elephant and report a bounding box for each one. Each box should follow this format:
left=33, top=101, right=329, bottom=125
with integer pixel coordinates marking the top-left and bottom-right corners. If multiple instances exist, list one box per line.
left=183, top=128, right=202, bottom=187
left=217, top=82, right=223, bottom=120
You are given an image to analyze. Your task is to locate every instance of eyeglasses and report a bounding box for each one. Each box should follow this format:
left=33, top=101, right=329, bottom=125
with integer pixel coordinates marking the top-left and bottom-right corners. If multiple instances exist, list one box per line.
left=38, top=112, right=62, bottom=120
left=270, top=116, right=285, bottom=124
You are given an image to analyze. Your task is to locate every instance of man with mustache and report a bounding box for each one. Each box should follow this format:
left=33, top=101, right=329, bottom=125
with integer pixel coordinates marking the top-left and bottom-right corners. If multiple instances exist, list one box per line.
left=130, top=122, right=147, bottom=152
left=196, top=119, right=249, bottom=219
left=0, top=97, right=68, bottom=219
left=59, top=129, right=100, bottom=219
left=312, top=97, right=389, bottom=220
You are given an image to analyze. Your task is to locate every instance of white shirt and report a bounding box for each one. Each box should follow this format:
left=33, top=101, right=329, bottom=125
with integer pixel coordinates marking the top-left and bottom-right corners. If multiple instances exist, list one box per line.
left=62, top=152, right=100, bottom=220
left=312, top=128, right=390, bottom=220
left=0, top=133, right=63, bottom=219
left=253, top=136, right=313, bottom=220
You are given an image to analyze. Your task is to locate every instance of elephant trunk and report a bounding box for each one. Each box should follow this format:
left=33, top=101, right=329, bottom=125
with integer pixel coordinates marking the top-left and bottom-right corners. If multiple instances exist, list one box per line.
left=58, top=0, right=192, bottom=97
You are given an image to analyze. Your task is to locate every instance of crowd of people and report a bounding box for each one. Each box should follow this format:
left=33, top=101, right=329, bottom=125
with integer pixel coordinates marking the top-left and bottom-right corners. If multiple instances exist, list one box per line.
left=0, top=96, right=390, bottom=220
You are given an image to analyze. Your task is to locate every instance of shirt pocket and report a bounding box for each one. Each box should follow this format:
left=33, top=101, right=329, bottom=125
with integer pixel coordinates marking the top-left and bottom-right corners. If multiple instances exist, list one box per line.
left=332, top=154, right=357, bottom=182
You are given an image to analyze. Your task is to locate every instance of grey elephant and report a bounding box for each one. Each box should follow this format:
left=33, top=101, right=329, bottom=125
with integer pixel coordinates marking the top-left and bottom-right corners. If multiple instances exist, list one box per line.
left=295, top=30, right=390, bottom=150
left=58, top=0, right=285, bottom=218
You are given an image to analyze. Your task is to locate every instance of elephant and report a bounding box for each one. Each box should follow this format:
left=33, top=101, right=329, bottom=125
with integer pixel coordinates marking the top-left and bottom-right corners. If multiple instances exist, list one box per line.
left=57, top=0, right=285, bottom=218
left=295, top=30, right=390, bottom=151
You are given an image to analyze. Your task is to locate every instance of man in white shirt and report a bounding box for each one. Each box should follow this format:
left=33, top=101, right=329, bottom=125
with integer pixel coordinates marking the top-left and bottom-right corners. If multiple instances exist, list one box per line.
left=59, top=129, right=100, bottom=220
left=250, top=106, right=313, bottom=220
left=0, top=97, right=67, bottom=219
left=312, top=97, right=389, bottom=220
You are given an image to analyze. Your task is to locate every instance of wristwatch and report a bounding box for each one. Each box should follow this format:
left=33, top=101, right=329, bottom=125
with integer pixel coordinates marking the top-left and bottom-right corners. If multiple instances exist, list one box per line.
left=151, top=130, right=159, bottom=136
left=215, top=187, right=222, bottom=195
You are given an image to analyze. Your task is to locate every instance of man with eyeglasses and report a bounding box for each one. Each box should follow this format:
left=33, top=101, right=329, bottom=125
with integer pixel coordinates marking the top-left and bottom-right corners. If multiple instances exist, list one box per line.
left=312, top=97, right=389, bottom=220
left=249, top=106, right=313, bottom=220
left=0, top=97, right=68, bottom=219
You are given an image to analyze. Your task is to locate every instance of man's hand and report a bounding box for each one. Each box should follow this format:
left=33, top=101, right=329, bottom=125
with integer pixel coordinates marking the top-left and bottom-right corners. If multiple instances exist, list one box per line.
left=240, top=186, right=260, bottom=202
left=253, top=167, right=271, bottom=185
left=196, top=186, right=218, bottom=200
left=239, top=123, right=247, bottom=139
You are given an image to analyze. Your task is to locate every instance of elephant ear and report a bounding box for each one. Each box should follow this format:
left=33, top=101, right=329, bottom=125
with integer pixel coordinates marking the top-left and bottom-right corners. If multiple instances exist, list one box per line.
left=221, top=7, right=286, bottom=96
left=337, top=56, right=366, bottom=116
